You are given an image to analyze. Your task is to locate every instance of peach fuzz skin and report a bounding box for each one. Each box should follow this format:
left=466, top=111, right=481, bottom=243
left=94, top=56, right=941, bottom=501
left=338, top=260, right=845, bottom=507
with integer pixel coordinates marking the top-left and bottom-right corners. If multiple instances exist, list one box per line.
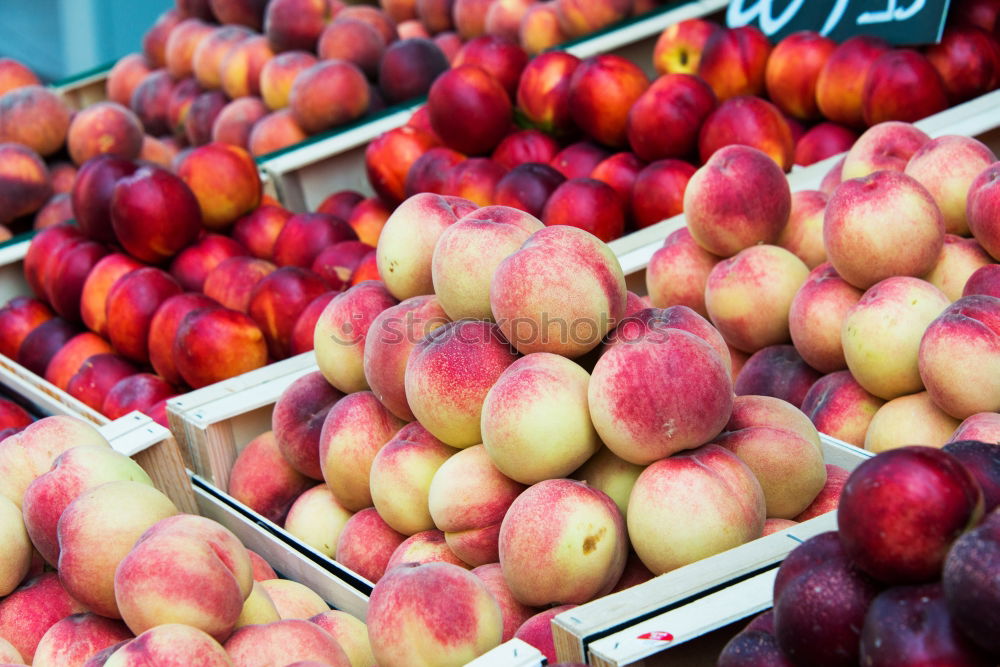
left=0, top=572, right=87, bottom=663
left=227, top=430, right=314, bottom=524
left=864, top=391, right=961, bottom=453
left=644, top=227, right=720, bottom=318
left=223, top=619, right=350, bottom=667
left=428, top=445, right=527, bottom=567
left=335, top=508, right=407, bottom=584
left=788, top=262, right=863, bottom=373
left=370, top=438, right=458, bottom=536
left=499, top=478, right=626, bottom=607
left=366, top=562, right=503, bottom=667
left=405, top=319, right=519, bottom=448
left=800, top=371, right=885, bottom=448
left=628, top=444, right=765, bottom=575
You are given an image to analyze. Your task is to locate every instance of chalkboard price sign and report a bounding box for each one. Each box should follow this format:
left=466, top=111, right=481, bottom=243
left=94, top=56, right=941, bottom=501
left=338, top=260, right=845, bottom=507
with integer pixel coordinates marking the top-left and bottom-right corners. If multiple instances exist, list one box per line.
left=726, top=0, right=952, bottom=46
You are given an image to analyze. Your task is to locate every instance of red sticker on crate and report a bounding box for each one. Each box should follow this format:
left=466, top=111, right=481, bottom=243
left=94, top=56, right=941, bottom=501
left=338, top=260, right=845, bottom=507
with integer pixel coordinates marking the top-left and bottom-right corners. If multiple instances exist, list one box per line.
left=637, top=631, right=674, bottom=641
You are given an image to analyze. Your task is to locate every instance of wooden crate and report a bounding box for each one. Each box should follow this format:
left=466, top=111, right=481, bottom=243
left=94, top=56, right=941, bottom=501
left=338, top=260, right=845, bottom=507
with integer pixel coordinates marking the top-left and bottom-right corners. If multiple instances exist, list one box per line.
left=166, top=355, right=376, bottom=620
left=549, top=436, right=871, bottom=664
left=257, top=0, right=728, bottom=212
left=51, top=63, right=111, bottom=110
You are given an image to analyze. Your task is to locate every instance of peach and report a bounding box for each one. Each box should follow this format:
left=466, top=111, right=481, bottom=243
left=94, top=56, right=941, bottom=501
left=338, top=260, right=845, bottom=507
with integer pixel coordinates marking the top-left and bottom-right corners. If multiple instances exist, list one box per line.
left=684, top=145, right=791, bottom=257
left=165, top=77, right=201, bottom=136
left=376, top=193, right=477, bottom=300
left=792, top=463, right=851, bottom=521
left=405, top=320, right=518, bottom=447
left=66, top=103, right=144, bottom=166
left=696, top=26, right=771, bottom=102
left=312, top=281, right=397, bottom=392
left=602, top=305, right=731, bottom=374
left=964, top=265, right=1000, bottom=299
left=644, top=227, right=719, bottom=317
left=652, top=17, right=721, bottom=76
left=0, top=57, right=39, bottom=95
left=147, top=292, right=219, bottom=385
left=777, top=190, right=828, bottom=270
left=0, top=415, right=109, bottom=508
left=589, top=325, right=733, bottom=464
left=57, top=481, right=178, bottom=618
left=550, top=141, right=611, bottom=181
left=128, top=70, right=178, bottom=137
left=483, top=0, right=534, bottom=41
left=32, top=613, right=132, bottom=667
left=219, top=36, right=273, bottom=100
left=452, top=0, right=490, bottom=38
left=177, top=143, right=262, bottom=231
left=949, top=411, right=1000, bottom=443
left=491, top=225, right=626, bottom=356
left=272, top=370, right=344, bottom=480
left=588, top=152, right=644, bottom=212
left=225, top=619, right=349, bottom=666
left=102, top=374, right=175, bottom=420
left=257, top=579, right=329, bottom=620
left=335, top=508, right=407, bottom=583
left=114, top=515, right=253, bottom=641
left=235, top=582, right=280, bottom=629
left=428, top=64, right=512, bottom=156
left=764, top=31, right=836, bottom=120
left=43, top=332, right=114, bottom=391
left=71, top=156, right=138, bottom=245
left=318, top=391, right=405, bottom=512
left=788, top=262, right=863, bottom=373
left=864, top=392, right=962, bottom=453
left=185, top=90, right=230, bottom=146
left=248, top=109, right=308, bottom=156
left=925, top=235, right=994, bottom=302
left=210, top=0, right=268, bottom=28
left=698, top=95, right=795, bottom=171
left=378, top=38, right=450, bottom=104
left=629, top=443, right=765, bottom=573
left=815, top=36, right=891, bottom=128
left=248, top=267, right=330, bottom=359
left=842, top=277, right=951, bottom=400
left=556, top=0, right=628, bottom=37
left=0, top=142, right=52, bottom=224
left=142, top=10, right=183, bottom=68
left=499, top=478, right=625, bottom=606
left=824, top=170, right=944, bottom=289
left=102, top=624, right=229, bottom=666
left=290, top=292, right=338, bottom=355
left=519, top=2, right=566, bottom=55
left=319, top=19, right=385, bottom=79
left=904, top=135, right=996, bottom=236
left=711, top=394, right=826, bottom=518
left=705, top=244, right=809, bottom=353
left=470, top=563, right=537, bottom=643
left=231, top=207, right=292, bottom=263
left=385, top=529, right=468, bottom=570
left=571, top=446, right=644, bottom=519
left=0, top=573, right=88, bottom=663
left=441, top=158, right=508, bottom=207
left=104, top=267, right=182, bottom=364
left=283, top=484, right=353, bottom=558
left=362, top=295, right=449, bottom=420
left=481, top=352, right=600, bottom=483
left=229, top=431, right=313, bottom=523
left=926, top=24, right=1000, bottom=103
left=259, top=51, right=317, bottom=110
left=515, top=50, right=579, bottom=135
left=0, top=495, right=31, bottom=597
left=427, top=445, right=525, bottom=566
left=0, top=400, right=31, bottom=432
left=0, top=85, right=71, bottom=157
left=626, top=73, right=715, bottom=163
left=733, top=345, right=822, bottom=408
left=290, top=60, right=370, bottom=134
left=367, top=562, right=501, bottom=666
left=311, top=241, right=371, bottom=290
left=794, top=122, right=858, bottom=167
left=211, top=97, right=268, bottom=149
left=763, top=518, right=798, bottom=536
left=46, top=240, right=110, bottom=322
left=336, top=5, right=397, bottom=45
left=967, top=162, right=1000, bottom=261
left=514, top=604, right=577, bottom=663
left=919, top=295, right=1000, bottom=419
left=840, top=120, right=930, bottom=180
left=165, top=18, right=214, bottom=79
left=34, top=193, right=75, bottom=229
left=264, top=0, right=339, bottom=52
left=453, top=35, right=528, bottom=101
left=49, top=161, right=77, bottom=195
left=862, top=49, right=948, bottom=126
left=309, top=611, right=375, bottom=667
left=432, top=205, right=542, bottom=320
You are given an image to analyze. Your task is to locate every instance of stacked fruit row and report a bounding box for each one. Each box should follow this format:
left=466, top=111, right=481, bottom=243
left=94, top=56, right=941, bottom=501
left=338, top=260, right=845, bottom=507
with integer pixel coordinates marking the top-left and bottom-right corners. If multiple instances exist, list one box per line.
left=0, top=413, right=377, bottom=666
left=643, top=119, right=1000, bottom=455
left=0, top=138, right=389, bottom=425
left=356, top=6, right=1000, bottom=245
left=719, top=444, right=1000, bottom=666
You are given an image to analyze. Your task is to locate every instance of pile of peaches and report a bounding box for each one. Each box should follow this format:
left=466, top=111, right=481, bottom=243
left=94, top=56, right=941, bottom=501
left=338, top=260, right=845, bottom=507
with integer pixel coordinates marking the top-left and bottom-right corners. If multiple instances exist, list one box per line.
left=360, top=2, right=1000, bottom=243
left=0, top=413, right=377, bottom=666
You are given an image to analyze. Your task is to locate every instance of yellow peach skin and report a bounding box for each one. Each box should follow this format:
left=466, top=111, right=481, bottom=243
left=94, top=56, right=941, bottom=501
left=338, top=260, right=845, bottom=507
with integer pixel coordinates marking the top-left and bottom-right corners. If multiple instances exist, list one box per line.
left=864, top=391, right=961, bottom=453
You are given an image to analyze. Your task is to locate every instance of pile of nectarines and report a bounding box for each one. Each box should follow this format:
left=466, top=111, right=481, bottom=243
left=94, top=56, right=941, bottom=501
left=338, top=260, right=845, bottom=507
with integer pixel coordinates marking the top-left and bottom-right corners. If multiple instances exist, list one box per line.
left=720, top=444, right=1000, bottom=666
